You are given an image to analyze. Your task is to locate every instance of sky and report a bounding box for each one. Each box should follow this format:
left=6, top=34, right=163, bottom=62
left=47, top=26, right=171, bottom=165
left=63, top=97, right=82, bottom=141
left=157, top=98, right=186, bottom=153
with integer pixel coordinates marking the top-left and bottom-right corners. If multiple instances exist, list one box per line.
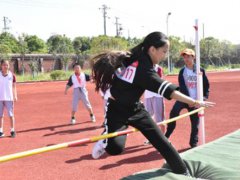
left=0, top=0, right=240, bottom=44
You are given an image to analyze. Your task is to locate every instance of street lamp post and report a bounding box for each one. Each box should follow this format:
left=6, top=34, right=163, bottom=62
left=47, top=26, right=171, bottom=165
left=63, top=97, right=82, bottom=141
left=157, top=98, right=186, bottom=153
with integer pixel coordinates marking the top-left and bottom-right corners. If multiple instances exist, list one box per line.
left=166, top=12, right=171, bottom=73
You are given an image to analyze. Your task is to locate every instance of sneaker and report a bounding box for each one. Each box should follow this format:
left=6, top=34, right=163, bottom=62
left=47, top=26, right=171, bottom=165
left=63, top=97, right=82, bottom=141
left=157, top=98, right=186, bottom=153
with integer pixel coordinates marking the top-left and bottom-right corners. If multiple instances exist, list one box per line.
left=0, top=132, right=5, bottom=138
left=71, top=118, right=76, bottom=125
left=10, top=131, right=16, bottom=138
left=92, top=140, right=106, bottom=159
left=91, top=115, right=96, bottom=122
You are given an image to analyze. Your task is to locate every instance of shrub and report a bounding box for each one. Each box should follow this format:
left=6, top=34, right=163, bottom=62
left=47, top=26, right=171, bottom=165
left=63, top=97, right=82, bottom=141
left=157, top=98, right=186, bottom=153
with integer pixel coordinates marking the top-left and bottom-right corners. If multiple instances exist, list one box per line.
left=231, top=64, right=240, bottom=69
left=50, top=70, right=66, bottom=80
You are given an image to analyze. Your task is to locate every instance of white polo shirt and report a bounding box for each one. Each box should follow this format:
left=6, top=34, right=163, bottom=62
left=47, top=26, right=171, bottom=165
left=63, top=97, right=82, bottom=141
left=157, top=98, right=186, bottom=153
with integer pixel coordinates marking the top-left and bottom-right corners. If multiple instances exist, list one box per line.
left=0, top=71, right=16, bottom=101
left=72, top=73, right=87, bottom=88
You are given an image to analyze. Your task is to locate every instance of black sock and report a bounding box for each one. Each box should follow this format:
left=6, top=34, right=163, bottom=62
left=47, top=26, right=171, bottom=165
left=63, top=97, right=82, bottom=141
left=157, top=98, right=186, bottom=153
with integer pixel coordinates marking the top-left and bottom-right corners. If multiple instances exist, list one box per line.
left=72, top=116, right=75, bottom=119
left=90, top=113, right=93, bottom=117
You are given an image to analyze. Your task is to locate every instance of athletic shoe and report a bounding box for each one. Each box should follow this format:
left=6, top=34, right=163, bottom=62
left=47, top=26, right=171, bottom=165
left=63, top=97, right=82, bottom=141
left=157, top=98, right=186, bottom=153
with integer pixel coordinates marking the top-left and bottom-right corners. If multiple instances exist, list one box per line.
left=0, top=132, right=5, bottom=138
left=71, top=118, right=76, bottom=125
left=91, top=115, right=96, bottom=122
left=10, top=131, right=16, bottom=138
left=92, top=140, right=106, bottom=159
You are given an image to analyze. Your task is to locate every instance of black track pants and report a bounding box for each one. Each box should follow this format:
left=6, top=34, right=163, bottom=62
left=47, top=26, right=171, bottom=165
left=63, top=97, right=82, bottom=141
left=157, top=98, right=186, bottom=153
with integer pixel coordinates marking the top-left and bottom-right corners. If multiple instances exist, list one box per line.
left=103, top=99, right=187, bottom=174
left=165, top=101, right=200, bottom=146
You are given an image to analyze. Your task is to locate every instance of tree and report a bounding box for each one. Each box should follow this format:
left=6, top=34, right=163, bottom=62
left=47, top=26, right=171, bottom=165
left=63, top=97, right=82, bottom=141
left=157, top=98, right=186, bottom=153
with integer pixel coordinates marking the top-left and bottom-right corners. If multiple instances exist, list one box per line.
left=73, top=36, right=91, bottom=54
left=47, top=34, right=73, bottom=53
left=47, top=35, right=74, bottom=71
left=0, top=32, right=19, bottom=53
left=18, top=34, right=29, bottom=75
left=25, top=35, right=47, bottom=53
left=28, top=58, right=39, bottom=78
left=218, top=40, right=237, bottom=66
left=127, top=37, right=143, bottom=49
left=0, top=44, right=11, bottom=60
left=200, top=37, right=222, bottom=66
left=47, top=35, right=62, bottom=53
left=169, top=36, right=186, bottom=68
left=90, top=35, right=128, bottom=54
left=73, top=36, right=91, bottom=66
left=61, top=53, right=71, bottom=71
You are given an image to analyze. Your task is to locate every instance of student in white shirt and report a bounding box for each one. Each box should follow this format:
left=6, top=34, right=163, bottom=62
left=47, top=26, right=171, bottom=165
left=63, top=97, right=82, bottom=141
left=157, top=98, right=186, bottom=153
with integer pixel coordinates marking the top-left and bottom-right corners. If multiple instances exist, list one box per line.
left=0, top=60, right=18, bottom=138
left=65, top=63, right=96, bottom=124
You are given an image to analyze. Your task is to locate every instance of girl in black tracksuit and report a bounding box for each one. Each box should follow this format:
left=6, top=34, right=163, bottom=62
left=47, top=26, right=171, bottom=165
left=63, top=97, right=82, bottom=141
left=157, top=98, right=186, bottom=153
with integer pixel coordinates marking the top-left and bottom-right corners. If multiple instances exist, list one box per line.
left=91, top=32, right=214, bottom=175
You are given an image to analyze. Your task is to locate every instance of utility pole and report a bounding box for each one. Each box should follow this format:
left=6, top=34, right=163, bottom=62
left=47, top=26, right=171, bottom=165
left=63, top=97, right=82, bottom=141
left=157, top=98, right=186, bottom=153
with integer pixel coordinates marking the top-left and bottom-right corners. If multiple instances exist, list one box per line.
left=99, top=4, right=110, bottom=36
left=166, top=12, right=171, bottom=74
left=127, top=29, right=130, bottom=39
left=118, top=24, right=123, bottom=36
left=115, top=17, right=123, bottom=37
left=202, top=23, right=205, bottom=39
left=115, top=17, right=119, bottom=37
left=3, top=16, right=11, bottom=32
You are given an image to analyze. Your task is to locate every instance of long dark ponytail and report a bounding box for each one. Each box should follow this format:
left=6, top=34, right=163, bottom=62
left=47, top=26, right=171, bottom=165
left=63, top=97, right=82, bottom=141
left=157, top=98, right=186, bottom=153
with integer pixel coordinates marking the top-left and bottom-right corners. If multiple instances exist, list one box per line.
left=91, top=51, right=130, bottom=93
left=91, top=31, right=168, bottom=93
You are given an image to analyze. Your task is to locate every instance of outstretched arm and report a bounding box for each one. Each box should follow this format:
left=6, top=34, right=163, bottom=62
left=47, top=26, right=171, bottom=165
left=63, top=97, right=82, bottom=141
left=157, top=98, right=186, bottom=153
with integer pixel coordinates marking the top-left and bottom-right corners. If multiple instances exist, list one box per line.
left=170, top=90, right=215, bottom=108
left=136, top=67, right=215, bottom=108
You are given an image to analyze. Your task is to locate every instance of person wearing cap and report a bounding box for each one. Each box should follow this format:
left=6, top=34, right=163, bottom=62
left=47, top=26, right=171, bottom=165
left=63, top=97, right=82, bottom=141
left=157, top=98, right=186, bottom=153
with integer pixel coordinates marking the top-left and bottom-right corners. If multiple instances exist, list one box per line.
left=165, top=48, right=210, bottom=148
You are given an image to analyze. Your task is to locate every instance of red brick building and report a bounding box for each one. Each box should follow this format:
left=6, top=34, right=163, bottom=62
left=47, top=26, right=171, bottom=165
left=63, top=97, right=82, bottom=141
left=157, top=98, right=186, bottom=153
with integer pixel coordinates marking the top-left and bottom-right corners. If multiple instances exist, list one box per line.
left=8, top=54, right=85, bottom=74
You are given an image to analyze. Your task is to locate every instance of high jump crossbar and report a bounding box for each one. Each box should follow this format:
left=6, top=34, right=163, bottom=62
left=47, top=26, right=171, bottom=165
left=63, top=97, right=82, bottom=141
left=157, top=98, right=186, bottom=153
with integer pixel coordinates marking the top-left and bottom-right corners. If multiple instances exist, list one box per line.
left=0, top=107, right=204, bottom=163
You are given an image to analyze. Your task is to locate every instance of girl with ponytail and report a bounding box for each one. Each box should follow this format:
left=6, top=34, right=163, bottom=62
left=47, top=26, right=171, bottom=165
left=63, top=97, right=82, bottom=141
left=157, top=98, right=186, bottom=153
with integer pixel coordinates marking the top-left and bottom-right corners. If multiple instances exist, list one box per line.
left=91, top=32, right=214, bottom=175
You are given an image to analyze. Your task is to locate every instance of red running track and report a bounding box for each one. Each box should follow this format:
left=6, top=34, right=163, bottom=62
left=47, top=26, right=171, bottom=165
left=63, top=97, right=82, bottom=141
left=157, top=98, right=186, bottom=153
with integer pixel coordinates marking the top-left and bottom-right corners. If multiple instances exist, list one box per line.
left=0, top=70, right=239, bottom=180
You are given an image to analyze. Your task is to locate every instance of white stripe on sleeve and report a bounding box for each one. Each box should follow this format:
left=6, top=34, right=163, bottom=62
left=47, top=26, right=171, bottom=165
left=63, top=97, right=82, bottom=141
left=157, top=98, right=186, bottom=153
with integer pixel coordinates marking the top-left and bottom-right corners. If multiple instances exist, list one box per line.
left=158, top=81, right=168, bottom=94
left=161, top=82, right=172, bottom=96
